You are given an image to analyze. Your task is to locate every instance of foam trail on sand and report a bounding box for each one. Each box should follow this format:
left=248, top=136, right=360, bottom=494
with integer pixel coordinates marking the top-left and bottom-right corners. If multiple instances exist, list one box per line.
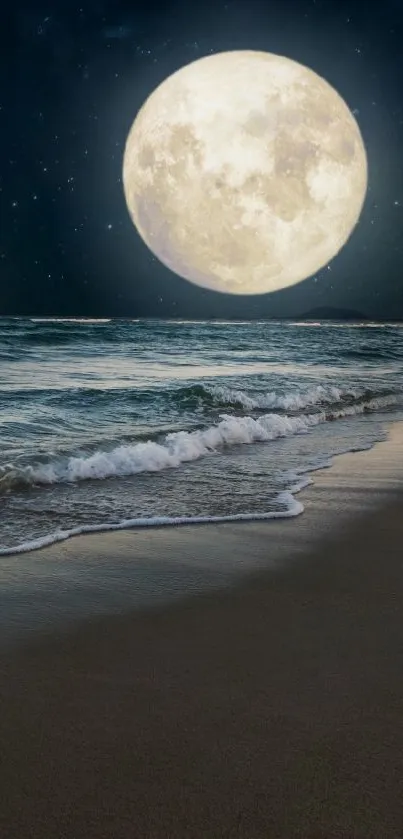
left=0, top=492, right=303, bottom=556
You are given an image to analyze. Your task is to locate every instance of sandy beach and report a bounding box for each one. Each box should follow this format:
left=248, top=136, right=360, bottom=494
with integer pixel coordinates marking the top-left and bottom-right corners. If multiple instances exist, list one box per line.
left=1, top=424, right=403, bottom=837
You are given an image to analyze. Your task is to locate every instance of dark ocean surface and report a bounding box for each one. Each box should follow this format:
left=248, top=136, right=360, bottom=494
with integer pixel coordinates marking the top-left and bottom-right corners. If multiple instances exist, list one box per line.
left=1, top=317, right=402, bottom=555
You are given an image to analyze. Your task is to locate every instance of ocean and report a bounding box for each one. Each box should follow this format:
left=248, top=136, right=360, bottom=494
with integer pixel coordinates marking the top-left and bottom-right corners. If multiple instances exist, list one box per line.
left=1, top=317, right=402, bottom=556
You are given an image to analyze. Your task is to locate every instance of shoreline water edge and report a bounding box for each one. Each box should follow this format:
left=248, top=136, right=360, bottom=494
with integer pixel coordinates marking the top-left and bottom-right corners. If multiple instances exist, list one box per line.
left=1, top=419, right=402, bottom=648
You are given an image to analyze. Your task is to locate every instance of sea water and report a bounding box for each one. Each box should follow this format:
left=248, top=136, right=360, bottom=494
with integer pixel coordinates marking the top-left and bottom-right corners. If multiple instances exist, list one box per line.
left=1, top=317, right=402, bottom=555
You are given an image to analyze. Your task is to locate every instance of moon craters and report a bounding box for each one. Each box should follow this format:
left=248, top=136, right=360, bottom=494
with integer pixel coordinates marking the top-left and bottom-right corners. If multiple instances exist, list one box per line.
left=123, top=50, right=368, bottom=295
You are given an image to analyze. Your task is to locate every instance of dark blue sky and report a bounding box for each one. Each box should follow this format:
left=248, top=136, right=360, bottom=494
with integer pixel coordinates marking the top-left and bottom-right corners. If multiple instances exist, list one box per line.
left=1, top=0, right=403, bottom=318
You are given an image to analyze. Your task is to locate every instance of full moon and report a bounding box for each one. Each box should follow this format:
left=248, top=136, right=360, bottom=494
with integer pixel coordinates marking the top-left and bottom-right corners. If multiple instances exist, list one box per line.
left=123, top=50, right=368, bottom=295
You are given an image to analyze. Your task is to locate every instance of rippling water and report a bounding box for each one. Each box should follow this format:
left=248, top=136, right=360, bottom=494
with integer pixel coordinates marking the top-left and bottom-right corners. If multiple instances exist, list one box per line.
left=1, top=317, right=402, bottom=554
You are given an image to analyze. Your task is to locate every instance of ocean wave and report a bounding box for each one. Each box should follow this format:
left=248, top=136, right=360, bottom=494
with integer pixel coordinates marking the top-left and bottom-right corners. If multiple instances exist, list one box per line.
left=2, top=330, right=92, bottom=346
left=0, top=393, right=397, bottom=492
left=286, top=321, right=323, bottom=327
left=174, top=383, right=394, bottom=412
left=30, top=318, right=112, bottom=324
left=338, top=346, right=403, bottom=360
left=3, top=383, right=393, bottom=414
left=0, top=492, right=303, bottom=556
left=0, top=319, right=117, bottom=347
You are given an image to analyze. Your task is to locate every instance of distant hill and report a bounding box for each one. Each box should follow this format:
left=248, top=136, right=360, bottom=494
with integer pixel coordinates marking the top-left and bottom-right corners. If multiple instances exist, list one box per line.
left=295, top=306, right=368, bottom=321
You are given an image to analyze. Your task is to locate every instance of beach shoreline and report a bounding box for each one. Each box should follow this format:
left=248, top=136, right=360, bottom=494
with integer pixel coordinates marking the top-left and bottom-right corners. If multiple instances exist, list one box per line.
left=0, top=419, right=402, bottom=648
left=0, top=421, right=403, bottom=836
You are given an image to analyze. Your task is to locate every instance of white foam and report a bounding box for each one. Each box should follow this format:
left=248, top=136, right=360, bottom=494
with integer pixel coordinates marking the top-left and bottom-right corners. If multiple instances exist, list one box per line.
left=29, top=318, right=112, bottom=324
left=287, top=321, right=322, bottom=327
left=205, top=383, right=358, bottom=411
left=0, top=491, right=303, bottom=556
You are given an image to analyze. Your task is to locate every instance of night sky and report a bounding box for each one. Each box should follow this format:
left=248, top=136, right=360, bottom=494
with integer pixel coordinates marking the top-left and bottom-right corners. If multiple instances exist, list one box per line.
left=1, top=0, right=403, bottom=319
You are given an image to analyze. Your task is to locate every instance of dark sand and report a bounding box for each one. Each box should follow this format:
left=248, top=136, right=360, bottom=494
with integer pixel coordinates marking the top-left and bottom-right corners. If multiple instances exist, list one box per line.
left=1, top=427, right=403, bottom=838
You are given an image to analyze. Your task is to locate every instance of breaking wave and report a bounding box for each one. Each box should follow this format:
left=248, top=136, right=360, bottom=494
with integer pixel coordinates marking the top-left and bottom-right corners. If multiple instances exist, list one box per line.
left=174, top=383, right=395, bottom=412
left=0, top=393, right=397, bottom=492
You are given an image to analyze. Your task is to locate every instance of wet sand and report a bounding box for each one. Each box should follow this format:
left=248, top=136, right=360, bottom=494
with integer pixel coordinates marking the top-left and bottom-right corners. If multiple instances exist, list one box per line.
left=1, top=425, right=403, bottom=837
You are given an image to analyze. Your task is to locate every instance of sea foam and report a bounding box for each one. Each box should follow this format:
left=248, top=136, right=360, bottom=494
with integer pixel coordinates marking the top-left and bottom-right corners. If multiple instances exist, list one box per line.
left=179, top=383, right=396, bottom=413
left=201, top=383, right=360, bottom=411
